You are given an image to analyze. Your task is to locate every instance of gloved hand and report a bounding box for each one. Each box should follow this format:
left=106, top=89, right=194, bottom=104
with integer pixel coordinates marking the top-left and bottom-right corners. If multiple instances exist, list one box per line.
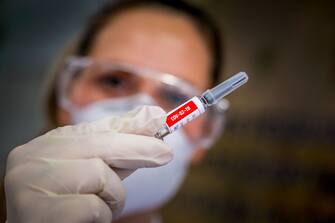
left=5, top=106, right=172, bottom=223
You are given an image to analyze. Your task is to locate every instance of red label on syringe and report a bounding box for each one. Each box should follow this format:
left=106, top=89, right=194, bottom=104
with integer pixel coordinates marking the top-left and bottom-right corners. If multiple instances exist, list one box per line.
left=165, top=96, right=205, bottom=132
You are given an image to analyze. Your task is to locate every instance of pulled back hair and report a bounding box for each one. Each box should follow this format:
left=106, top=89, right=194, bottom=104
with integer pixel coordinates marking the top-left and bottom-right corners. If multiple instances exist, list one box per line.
left=45, top=0, right=223, bottom=128
left=77, top=0, right=223, bottom=85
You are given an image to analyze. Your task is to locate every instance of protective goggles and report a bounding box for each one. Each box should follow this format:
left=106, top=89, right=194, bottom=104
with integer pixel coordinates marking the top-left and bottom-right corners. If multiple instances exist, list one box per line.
left=58, top=56, right=229, bottom=148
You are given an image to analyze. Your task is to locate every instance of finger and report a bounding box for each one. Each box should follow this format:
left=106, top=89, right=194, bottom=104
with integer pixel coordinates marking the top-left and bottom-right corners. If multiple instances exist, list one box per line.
left=112, top=105, right=166, bottom=136
left=9, top=105, right=172, bottom=171
left=28, top=158, right=125, bottom=217
left=41, top=194, right=112, bottom=223
left=48, top=105, right=166, bottom=137
left=31, top=132, right=172, bottom=170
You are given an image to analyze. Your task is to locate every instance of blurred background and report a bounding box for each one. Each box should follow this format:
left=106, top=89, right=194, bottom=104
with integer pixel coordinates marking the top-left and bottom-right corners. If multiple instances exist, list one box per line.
left=0, top=0, right=334, bottom=222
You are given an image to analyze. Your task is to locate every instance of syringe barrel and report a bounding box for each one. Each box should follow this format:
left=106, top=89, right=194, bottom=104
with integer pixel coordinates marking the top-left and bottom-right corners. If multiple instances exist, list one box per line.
left=154, top=96, right=206, bottom=139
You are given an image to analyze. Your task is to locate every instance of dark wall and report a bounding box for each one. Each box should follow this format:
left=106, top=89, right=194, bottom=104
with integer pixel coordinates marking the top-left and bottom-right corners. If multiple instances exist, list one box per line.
left=0, top=0, right=110, bottom=168
left=162, top=1, right=335, bottom=222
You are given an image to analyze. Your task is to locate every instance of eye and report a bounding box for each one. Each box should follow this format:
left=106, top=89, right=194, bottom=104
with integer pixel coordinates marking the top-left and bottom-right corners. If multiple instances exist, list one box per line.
left=96, top=70, right=134, bottom=89
left=100, top=74, right=123, bottom=86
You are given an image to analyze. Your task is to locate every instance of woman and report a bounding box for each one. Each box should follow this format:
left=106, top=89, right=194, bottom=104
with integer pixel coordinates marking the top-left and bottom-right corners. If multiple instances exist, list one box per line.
left=5, top=0, right=226, bottom=222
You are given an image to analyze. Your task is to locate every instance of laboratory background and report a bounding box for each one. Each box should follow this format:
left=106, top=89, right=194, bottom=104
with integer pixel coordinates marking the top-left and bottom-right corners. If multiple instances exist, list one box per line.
left=0, top=0, right=335, bottom=222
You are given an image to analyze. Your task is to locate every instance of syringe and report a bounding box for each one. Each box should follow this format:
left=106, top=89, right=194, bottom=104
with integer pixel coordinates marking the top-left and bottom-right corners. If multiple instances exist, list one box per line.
left=154, top=72, right=249, bottom=139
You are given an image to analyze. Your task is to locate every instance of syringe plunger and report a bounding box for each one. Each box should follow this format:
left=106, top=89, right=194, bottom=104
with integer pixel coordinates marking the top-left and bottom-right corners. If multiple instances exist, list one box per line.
left=202, top=72, right=248, bottom=105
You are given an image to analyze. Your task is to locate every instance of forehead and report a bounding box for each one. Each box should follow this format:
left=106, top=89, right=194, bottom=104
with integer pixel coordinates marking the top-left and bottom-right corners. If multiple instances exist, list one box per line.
left=87, top=7, right=211, bottom=90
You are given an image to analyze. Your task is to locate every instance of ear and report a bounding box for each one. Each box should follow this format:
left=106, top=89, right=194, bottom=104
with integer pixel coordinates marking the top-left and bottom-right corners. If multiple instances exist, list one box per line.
left=190, top=147, right=208, bottom=164
left=57, top=107, right=71, bottom=126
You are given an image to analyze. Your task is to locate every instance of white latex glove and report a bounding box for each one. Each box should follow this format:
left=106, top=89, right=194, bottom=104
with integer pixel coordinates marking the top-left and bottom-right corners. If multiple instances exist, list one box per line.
left=5, top=106, right=172, bottom=223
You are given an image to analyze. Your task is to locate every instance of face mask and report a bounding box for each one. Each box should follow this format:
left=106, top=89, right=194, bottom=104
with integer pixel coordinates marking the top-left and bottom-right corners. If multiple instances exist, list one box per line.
left=121, top=129, right=193, bottom=217
left=66, top=94, right=156, bottom=124
left=66, top=94, right=194, bottom=216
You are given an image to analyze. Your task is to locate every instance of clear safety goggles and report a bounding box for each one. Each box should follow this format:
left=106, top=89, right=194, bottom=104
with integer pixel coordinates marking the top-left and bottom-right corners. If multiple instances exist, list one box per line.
left=58, top=56, right=229, bottom=148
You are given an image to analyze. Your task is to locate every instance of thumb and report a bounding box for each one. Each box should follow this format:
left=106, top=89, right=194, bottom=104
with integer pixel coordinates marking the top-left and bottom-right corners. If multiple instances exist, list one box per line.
left=66, top=105, right=166, bottom=137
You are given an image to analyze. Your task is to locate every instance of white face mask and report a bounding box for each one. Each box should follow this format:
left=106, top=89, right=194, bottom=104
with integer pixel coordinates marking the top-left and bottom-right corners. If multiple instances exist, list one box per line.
left=121, top=130, right=193, bottom=217
left=66, top=94, right=194, bottom=217
left=66, top=94, right=157, bottom=124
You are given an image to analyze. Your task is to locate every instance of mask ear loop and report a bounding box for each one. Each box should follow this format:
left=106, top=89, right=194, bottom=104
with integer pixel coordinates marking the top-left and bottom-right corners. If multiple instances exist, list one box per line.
left=198, top=99, right=230, bottom=149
